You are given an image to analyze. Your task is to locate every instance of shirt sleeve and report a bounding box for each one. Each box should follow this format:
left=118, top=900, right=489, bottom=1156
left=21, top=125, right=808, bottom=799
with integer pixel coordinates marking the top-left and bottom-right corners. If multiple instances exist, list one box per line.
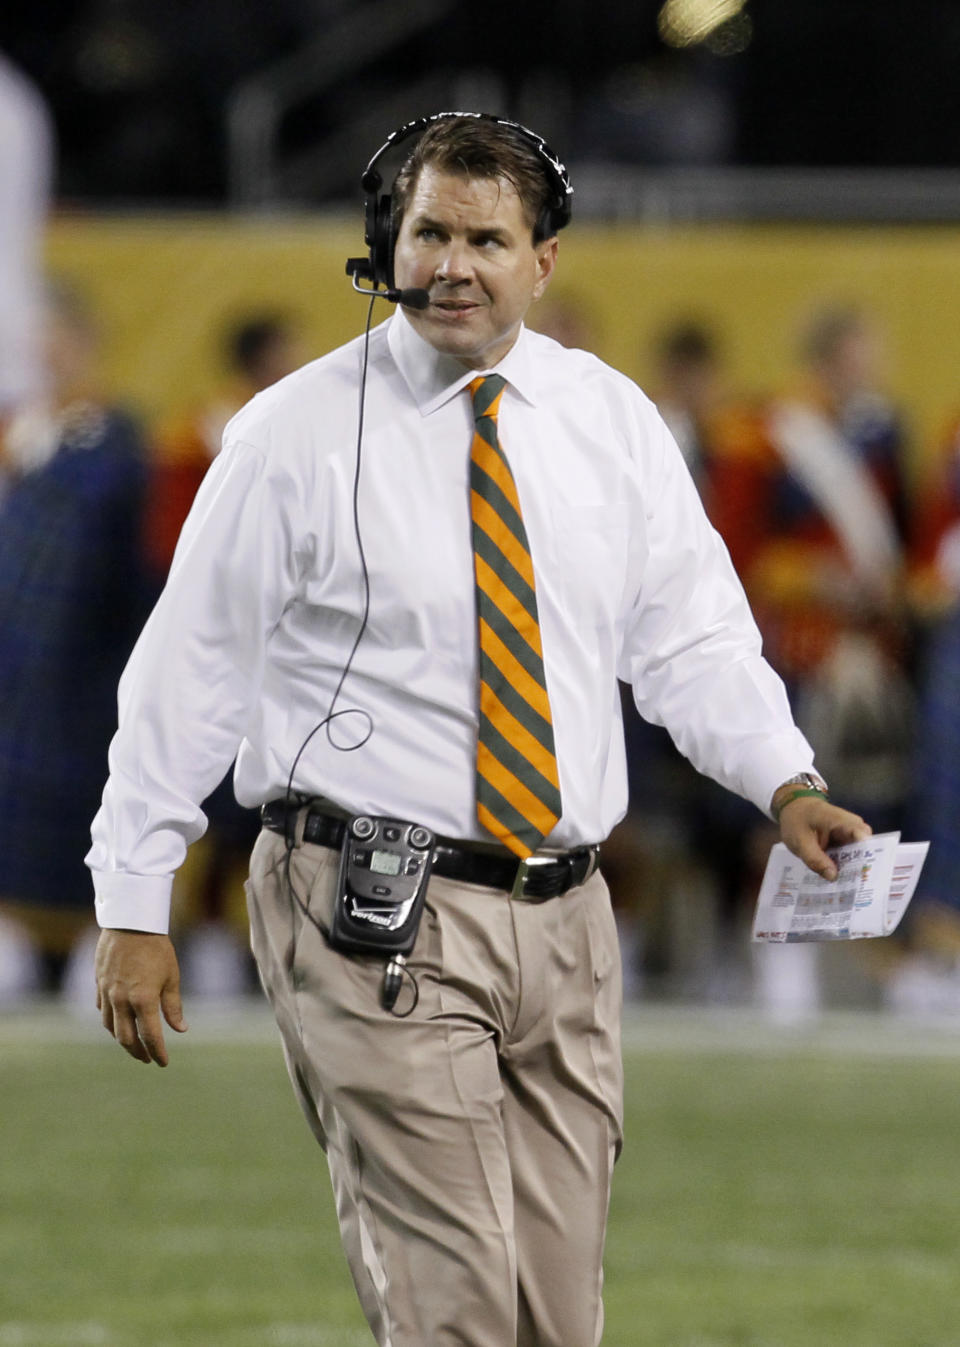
left=617, top=411, right=816, bottom=815
left=86, top=435, right=304, bottom=932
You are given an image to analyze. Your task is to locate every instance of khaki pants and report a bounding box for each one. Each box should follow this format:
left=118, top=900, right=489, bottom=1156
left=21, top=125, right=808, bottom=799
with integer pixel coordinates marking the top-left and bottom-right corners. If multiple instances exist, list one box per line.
left=246, top=823, right=624, bottom=1347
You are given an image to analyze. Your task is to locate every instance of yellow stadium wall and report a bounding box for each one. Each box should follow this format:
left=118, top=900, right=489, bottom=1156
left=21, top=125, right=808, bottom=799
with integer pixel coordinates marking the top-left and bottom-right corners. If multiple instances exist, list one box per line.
left=46, top=214, right=960, bottom=475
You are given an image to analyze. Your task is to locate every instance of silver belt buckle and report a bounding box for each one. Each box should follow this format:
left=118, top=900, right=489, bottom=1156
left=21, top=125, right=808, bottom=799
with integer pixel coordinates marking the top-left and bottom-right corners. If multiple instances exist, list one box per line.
left=510, top=854, right=556, bottom=901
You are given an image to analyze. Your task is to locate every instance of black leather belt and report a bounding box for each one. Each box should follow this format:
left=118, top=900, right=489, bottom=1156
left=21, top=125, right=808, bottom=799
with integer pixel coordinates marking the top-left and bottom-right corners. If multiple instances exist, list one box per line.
left=260, top=799, right=600, bottom=901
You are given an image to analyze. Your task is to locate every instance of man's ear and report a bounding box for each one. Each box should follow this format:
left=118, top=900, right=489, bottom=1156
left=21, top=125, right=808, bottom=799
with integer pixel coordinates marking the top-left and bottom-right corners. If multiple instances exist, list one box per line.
left=532, top=237, right=559, bottom=301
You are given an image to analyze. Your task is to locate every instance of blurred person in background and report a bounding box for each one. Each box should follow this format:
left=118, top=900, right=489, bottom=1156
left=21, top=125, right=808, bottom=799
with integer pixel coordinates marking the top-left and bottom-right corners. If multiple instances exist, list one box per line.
left=885, top=594, right=960, bottom=1013
left=0, top=281, right=150, bottom=996
left=710, top=305, right=915, bottom=835
left=652, top=318, right=723, bottom=493
left=143, top=313, right=303, bottom=577
left=606, top=319, right=731, bottom=996
left=644, top=318, right=769, bottom=1000
left=0, top=50, right=54, bottom=992
left=914, top=598, right=960, bottom=894
left=910, top=406, right=960, bottom=616
left=0, top=51, right=53, bottom=488
left=704, top=306, right=915, bottom=1016
left=142, top=311, right=304, bottom=996
left=883, top=405, right=960, bottom=1011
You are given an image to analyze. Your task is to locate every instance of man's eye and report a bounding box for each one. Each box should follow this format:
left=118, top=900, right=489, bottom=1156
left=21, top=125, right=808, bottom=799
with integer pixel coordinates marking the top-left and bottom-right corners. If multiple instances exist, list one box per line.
left=418, top=227, right=441, bottom=241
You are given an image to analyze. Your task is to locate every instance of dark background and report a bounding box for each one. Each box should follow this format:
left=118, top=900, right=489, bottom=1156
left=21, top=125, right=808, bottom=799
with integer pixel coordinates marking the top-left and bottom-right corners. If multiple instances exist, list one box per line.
left=3, top=0, right=960, bottom=204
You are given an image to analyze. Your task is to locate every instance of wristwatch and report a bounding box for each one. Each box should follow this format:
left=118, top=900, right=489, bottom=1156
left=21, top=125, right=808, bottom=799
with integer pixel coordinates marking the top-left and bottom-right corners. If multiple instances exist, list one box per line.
left=771, top=772, right=829, bottom=821
left=777, top=772, right=829, bottom=796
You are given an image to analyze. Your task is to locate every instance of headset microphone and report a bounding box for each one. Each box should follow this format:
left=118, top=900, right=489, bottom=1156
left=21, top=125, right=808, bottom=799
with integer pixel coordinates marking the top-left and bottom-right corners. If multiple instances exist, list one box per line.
left=386, top=286, right=430, bottom=310
left=345, top=264, right=430, bottom=310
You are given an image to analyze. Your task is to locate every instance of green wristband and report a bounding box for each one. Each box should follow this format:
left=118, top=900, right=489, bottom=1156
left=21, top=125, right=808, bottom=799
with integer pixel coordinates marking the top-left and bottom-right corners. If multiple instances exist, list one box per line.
left=773, top=787, right=828, bottom=823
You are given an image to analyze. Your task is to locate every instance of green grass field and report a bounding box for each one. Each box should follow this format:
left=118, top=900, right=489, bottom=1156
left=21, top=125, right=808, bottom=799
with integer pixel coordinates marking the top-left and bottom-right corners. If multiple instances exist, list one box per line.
left=2, top=1003, right=960, bottom=1347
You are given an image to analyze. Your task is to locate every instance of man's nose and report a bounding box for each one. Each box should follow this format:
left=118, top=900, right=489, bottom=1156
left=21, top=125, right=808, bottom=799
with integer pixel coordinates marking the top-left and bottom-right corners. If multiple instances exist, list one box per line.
left=435, top=240, right=473, bottom=282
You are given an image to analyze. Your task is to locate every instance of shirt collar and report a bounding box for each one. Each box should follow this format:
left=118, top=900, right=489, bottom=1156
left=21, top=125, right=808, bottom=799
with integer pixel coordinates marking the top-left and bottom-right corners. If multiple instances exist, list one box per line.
left=387, top=308, right=540, bottom=416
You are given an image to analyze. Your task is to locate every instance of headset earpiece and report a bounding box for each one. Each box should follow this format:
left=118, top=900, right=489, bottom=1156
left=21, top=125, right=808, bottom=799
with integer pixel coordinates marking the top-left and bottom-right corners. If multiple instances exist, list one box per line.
left=372, top=194, right=396, bottom=290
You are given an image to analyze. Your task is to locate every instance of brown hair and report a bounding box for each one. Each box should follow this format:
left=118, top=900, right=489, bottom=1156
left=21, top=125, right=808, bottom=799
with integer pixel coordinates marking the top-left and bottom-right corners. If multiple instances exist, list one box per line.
left=391, top=115, right=558, bottom=243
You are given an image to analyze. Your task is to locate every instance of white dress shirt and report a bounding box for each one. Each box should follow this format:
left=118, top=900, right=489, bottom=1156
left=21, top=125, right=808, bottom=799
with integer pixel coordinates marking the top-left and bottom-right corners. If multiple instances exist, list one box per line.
left=88, top=310, right=815, bottom=933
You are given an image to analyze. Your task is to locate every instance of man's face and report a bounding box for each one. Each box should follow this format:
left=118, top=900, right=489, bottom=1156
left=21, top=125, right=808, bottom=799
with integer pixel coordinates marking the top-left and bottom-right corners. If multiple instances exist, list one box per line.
left=392, top=165, right=558, bottom=370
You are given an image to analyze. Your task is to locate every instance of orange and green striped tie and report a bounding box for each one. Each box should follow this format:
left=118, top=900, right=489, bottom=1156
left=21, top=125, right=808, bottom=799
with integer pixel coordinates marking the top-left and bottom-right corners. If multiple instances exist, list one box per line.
left=469, top=374, right=562, bottom=858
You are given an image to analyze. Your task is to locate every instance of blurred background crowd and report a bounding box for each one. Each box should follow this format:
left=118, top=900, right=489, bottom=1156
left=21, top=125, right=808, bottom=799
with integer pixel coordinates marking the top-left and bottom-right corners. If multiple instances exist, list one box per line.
left=1, top=0, right=959, bottom=1019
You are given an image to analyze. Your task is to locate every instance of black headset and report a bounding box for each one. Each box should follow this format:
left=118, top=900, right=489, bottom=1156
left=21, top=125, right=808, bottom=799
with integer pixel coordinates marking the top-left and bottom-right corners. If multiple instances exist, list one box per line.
left=345, top=111, right=574, bottom=297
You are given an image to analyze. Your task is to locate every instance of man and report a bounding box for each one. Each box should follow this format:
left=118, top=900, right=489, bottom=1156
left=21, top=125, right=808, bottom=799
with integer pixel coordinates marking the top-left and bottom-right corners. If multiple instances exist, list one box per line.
left=91, top=114, right=870, bottom=1347
left=0, top=281, right=148, bottom=991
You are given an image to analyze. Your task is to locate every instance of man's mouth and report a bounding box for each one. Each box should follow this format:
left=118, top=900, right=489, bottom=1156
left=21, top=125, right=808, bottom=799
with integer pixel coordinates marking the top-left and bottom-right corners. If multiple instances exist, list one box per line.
left=433, top=298, right=479, bottom=312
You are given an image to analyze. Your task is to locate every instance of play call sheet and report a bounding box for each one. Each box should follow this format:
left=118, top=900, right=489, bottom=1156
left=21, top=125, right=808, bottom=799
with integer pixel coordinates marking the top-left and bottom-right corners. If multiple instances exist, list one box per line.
left=753, top=833, right=930, bottom=942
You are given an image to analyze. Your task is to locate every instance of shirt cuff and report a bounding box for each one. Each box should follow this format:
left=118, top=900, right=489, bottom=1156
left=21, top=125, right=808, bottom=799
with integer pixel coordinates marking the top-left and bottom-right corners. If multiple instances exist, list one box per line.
left=93, top=871, right=174, bottom=935
left=740, top=734, right=818, bottom=821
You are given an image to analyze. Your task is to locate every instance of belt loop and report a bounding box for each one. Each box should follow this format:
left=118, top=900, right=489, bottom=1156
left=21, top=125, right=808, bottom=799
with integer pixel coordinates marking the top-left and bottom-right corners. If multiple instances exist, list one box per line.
left=285, top=802, right=309, bottom=851
left=510, top=857, right=529, bottom=901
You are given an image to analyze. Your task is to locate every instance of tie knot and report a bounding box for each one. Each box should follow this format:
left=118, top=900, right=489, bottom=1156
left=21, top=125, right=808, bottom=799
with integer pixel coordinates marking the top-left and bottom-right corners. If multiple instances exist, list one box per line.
left=468, top=374, right=507, bottom=422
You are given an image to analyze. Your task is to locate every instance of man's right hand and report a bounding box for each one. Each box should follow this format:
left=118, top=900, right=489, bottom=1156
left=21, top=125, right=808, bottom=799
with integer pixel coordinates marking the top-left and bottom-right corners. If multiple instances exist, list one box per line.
left=95, top=929, right=187, bottom=1067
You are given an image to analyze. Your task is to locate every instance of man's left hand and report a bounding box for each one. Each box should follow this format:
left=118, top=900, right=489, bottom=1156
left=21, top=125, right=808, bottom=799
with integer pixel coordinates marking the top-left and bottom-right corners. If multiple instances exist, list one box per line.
left=775, top=793, right=872, bottom=882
